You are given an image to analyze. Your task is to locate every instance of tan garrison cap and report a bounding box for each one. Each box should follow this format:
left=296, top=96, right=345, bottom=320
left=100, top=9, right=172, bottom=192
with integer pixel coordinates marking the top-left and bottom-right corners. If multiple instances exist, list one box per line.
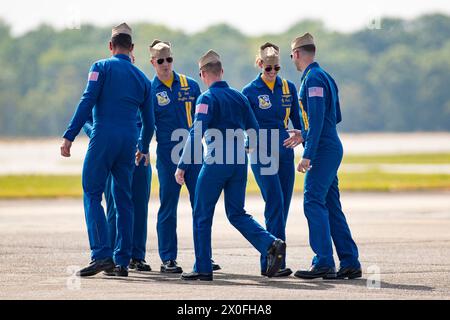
left=259, top=42, right=280, bottom=65
left=149, top=39, right=172, bottom=59
left=111, top=23, right=132, bottom=37
left=291, top=33, right=315, bottom=50
left=198, top=50, right=221, bottom=69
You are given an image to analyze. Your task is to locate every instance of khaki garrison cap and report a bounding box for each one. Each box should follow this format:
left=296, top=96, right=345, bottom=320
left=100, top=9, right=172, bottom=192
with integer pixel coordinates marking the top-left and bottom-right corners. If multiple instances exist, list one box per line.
left=149, top=39, right=172, bottom=58
left=198, top=50, right=221, bottom=69
left=111, top=23, right=132, bottom=37
left=259, top=42, right=280, bottom=65
left=291, top=32, right=315, bottom=50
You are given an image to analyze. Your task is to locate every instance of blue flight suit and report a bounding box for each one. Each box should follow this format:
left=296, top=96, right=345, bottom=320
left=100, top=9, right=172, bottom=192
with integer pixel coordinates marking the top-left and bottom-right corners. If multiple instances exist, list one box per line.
left=63, top=54, right=154, bottom=267
left=82, top=117, right=116, bottom=248
left=298, top=62, right=360, bottom=269
left=178, top=81, right=277, bottom=274
left=83, top=114, right=152, bottom=261
left=152, top=71, right=202, bottom=262
left=242, top=75, right=302, bottom=272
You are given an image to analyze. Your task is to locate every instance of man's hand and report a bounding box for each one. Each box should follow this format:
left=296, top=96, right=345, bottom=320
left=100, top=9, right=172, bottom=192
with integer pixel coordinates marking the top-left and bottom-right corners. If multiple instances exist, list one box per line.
left=60, top=138, right=72, bottom=157
left=174, top=168, right=185, bottom=185
left=135, top=150, right=150, bottom=166
left=283, top=129, right=304, bottom=148
left=297, top=158, right=312, bottom=173
left=130, top=51, right=136, bottom=64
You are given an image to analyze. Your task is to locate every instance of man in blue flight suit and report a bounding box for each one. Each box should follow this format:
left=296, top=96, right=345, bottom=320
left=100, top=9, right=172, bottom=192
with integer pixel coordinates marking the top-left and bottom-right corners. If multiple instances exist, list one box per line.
left=60, top=23, right=154, bottom=277
left=82, top=53, right=152, bottom=272
left=242, top=43, right=303, bottom=277
left=148, top=40, right=220, bottom=273
left=83, top=110, right=152, bottom=273
left=286, top=33, right=361, bottom=279
left=174, top=50, right=286, bottom=281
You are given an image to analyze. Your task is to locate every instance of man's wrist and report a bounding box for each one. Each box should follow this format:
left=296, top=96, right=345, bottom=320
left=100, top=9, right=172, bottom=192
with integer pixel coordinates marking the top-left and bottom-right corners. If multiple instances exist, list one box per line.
left=62, top=134, right=74, bottom=142
left=303, top=151, right=312, bottom=160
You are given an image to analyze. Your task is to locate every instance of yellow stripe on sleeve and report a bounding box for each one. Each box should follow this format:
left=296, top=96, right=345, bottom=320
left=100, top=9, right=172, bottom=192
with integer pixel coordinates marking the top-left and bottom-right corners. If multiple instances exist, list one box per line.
left=282, top=79, right=290, bottom=95
left=284, top=107, right=291, bottom=128
left=299, top=100, right=309, bottom=131
left=185, top=101, right=193, bottom=127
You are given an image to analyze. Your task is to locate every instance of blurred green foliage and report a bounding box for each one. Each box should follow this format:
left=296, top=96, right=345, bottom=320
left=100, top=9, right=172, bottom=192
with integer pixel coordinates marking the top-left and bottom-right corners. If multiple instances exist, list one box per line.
left=1, top=14, right=450, bottom=136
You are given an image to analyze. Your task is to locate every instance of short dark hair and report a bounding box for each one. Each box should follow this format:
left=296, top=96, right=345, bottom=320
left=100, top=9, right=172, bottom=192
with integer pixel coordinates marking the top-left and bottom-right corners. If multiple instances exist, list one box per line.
left=111, top=34, right=133, bottom=50
left=298, top=44, right=316, bottom=54
left=201, top=61, right=222, bottom=76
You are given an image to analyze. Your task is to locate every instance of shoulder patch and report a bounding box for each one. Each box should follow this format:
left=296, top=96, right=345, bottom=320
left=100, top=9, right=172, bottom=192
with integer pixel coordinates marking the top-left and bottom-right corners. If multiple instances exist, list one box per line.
left=195, top=103, right=209, bottom=114
left=88, top=71, right=99, bottom=82
left=308, top=87, right=324, bottom=98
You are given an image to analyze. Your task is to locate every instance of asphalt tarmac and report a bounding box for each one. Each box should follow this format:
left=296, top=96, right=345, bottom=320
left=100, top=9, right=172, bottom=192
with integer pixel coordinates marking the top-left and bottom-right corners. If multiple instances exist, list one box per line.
left=0, top=192, right=449, bottom=299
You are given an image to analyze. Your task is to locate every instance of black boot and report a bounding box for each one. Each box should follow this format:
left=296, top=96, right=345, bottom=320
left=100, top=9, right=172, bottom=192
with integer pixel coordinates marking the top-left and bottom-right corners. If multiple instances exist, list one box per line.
left=211, top=259, right=221, bottom=271
left=104, top=265, right=129, bottom=277
left=294, top=265, right=337, bottom=280
left=265, top=239, right=286, bottom=278
left=261, top=268, right=292, bottom=277
left=129, top=259, right=152, bottom=272
left=160, top=260, right=183, bottom=273
left=337, top=267, right=362, bottom=279
left=180, top=271, right=213, bottom=281
left=76, top=258, right=115, bottom=277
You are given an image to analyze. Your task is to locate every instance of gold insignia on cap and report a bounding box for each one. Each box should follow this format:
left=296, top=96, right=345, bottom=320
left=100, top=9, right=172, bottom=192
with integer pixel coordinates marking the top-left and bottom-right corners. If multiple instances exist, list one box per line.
left=149, top=39, right=172, bottom=59
left=111, top=23, right=132, bottom=37
left=198, top=50, right=221, bottom=69
left=291, top=33, right=315, bottom=51
left=258, top=42, right=280, bottom=65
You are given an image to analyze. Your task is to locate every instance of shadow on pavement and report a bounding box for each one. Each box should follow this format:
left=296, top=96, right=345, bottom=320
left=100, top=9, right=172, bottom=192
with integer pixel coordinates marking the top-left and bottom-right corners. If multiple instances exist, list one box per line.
left=98, top=271, right=434, bottom=292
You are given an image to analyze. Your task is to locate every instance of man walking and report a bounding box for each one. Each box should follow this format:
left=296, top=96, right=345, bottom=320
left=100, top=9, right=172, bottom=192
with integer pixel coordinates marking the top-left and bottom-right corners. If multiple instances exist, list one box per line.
left=175, top=50, right=286, bottom=281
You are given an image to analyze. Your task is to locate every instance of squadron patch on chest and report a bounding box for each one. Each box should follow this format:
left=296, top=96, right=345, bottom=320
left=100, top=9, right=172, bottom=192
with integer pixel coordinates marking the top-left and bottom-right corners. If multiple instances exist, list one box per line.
left=258, top=95, right=272, bottom=109
left=156, top=91, right=170, bottom=106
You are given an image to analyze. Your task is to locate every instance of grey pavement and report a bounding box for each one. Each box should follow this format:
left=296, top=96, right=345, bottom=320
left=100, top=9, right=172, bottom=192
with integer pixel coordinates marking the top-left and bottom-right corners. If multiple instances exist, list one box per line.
left=0, top=192, right=449, bottom=300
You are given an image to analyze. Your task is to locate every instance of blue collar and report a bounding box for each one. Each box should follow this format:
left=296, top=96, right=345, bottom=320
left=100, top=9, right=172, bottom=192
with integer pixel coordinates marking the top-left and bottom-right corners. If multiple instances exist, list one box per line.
left=254, top=74, right=282, bottom=89
left=210, top=81, right=229, bottom=88
left=302, top=62, right=320, bottom=80
left=152, top=71, right=180, bottom=89
left=114, top=54, right=131, bottom=62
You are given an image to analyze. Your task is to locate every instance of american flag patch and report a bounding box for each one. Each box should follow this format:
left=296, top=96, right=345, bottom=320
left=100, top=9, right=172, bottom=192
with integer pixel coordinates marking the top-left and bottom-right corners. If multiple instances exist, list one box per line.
left=195, top=103, right=209, bottom=114
left=308, top=87, right=324, bottom=97
left=88, top=71, right=99, bottom=81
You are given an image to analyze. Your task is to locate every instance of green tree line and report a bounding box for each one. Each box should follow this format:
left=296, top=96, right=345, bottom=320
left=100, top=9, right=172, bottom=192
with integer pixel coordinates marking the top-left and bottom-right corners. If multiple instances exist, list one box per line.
left=0, top=14, right=449, bottom=136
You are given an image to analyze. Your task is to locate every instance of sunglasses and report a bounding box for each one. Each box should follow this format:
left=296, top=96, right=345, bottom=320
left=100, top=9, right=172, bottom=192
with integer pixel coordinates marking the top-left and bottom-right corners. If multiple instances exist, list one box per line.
left=156, top=57, right=173, bottom=65
left=264, top=65, right=281, bottom=72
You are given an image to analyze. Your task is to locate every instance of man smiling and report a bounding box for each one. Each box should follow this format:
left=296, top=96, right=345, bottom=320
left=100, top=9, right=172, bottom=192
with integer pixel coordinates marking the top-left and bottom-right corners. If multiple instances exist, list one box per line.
left=147, top=40, right=220, bottom=273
